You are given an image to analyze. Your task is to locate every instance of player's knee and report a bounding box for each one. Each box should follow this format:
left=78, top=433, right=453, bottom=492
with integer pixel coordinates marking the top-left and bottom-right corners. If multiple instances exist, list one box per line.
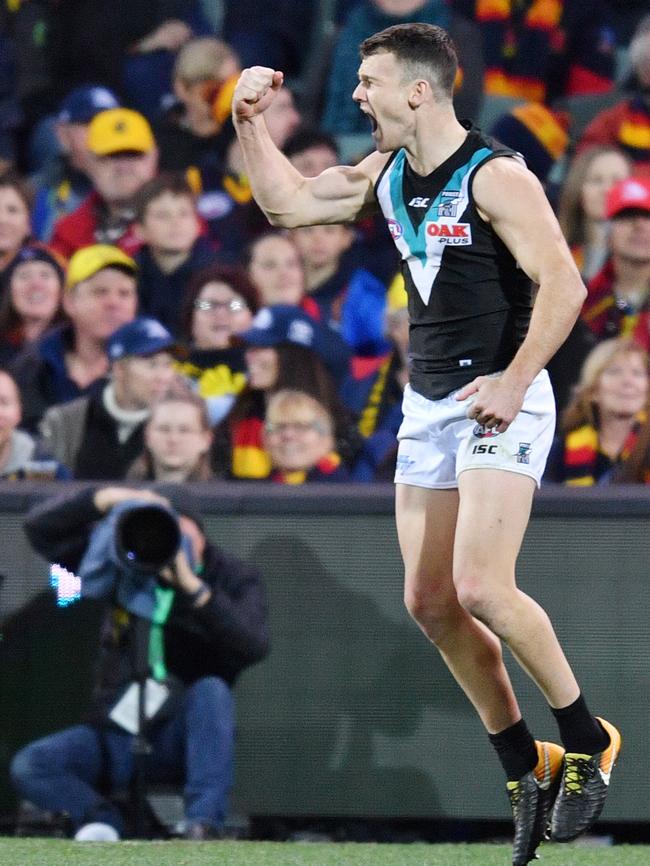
left=454, top=577, right=495, bottom=623
left=404, top=585, right=457, bottom=643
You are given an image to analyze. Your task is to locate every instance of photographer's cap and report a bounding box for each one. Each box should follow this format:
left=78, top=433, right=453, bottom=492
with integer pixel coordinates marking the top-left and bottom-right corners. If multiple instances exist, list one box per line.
left=107, top=317, right=183, bottom=361
left=88, top=108, right=155, bottom=156
left=67, top=244, right=137, bottom=291
left=57, top=85, right=120, bottom=124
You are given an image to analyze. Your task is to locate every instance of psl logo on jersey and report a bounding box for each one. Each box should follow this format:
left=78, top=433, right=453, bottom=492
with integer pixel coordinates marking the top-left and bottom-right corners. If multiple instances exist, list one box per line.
left=426, top=222, right=472, bottom=244
left=387, top=218, right=403, bottom=239
left=438, top=190, right=461, bottom=217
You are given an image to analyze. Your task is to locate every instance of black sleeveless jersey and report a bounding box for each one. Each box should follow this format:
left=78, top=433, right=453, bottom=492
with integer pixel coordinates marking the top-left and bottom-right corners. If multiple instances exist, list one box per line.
left=374, top=126, right=533, bottom=400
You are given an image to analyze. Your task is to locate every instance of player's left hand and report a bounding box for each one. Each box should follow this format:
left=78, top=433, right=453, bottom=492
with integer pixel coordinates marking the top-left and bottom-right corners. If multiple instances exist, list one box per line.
left=455, top=375, right=526, bottom=433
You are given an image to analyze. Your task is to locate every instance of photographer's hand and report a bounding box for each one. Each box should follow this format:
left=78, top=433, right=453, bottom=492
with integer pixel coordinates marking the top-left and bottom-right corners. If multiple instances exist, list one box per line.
left=160, top=549, right=212, bottom=608
left=93, top=487, right=170, bottom=514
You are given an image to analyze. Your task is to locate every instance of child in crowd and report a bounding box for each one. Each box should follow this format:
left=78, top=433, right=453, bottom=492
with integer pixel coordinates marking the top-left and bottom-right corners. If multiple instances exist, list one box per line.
left=155, top=37, right=241, bottom=173
left=134, top=173, right=217, bottom=335
left=291, top=223, right=390, bottom=357
left=127, top=386, right=214, bottom=482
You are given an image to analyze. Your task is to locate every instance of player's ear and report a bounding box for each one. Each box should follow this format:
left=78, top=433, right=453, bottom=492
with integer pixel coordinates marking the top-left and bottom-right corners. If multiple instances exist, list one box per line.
left=408, top=79, right=429, bottom=109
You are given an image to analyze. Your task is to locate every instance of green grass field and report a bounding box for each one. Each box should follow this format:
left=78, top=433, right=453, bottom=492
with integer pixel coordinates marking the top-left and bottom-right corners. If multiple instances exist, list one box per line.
left=0, top=839, right=648, bottom=866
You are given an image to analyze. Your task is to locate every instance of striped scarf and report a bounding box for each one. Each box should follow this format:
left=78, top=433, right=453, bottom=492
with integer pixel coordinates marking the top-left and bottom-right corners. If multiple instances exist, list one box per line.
left=271, top=452, right=342, bottom=485
left=562, top=417, right=644, bottom=485
left=583, top=261, right=647, bottom=340
left=477, top=0, right=613, bottom=103
left=231, top=417, right=271, bottom=479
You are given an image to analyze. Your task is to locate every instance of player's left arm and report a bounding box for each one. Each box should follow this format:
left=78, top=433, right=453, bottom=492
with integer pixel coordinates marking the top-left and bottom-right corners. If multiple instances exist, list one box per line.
left=456, top=157, right=587, bottom=430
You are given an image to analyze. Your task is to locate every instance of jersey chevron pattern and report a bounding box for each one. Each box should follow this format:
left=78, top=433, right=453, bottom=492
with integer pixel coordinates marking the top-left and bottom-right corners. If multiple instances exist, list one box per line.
left=375, top=127, right=533, bottom=400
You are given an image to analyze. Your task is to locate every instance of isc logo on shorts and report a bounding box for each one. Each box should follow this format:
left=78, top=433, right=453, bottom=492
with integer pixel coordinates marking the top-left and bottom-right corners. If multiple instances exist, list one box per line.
left=426, top=222, right=472, bottom=245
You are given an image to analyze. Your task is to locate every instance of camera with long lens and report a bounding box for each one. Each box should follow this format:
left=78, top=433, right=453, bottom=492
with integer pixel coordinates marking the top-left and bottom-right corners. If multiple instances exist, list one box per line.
left=115, top=503, right=181, bottom=575
left=78, top=500, right=187, bottom=618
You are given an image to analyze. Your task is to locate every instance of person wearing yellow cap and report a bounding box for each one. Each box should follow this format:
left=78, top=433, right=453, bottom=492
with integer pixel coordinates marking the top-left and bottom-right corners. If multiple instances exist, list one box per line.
left=9, top=244, right=138, bottom=433
left=50, top=109, right=158, bottom=260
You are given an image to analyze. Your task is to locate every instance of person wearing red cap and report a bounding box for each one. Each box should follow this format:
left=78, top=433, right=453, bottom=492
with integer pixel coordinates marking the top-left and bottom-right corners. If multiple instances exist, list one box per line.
left=582, top=177, right=650, bottom=345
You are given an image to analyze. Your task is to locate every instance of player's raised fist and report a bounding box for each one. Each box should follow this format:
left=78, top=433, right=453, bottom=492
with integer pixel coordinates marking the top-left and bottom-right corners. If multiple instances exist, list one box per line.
left=232, top=67, right=284, bottom=120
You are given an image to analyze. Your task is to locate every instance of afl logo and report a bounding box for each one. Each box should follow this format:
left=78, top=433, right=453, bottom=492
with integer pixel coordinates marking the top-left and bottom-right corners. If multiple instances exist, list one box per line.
left=387, top=219, right=403, bottom=239
left=473, top=424, right=500, bottom=438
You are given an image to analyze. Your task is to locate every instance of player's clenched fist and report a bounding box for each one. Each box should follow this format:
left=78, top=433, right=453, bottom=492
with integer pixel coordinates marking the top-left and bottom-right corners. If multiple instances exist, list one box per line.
left=232, top=66, right=284, bottom=121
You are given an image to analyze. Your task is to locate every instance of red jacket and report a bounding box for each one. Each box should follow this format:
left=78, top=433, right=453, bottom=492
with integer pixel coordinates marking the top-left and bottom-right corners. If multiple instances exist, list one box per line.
left=49, top=191, right=143, bottom=259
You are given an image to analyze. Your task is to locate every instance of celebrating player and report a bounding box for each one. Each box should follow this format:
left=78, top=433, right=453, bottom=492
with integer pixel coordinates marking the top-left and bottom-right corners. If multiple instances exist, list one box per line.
left=231, top=23, right=620, bottom=866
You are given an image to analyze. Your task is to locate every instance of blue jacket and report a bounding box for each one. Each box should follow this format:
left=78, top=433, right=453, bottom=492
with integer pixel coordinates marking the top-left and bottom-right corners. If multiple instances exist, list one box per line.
left=136, top=236, right=217, bottom=336
left=310, top=262, right=390, bottom=357
left=322, top=1, right=450, bottom=135
left=9, top=323, right=106, bottom=433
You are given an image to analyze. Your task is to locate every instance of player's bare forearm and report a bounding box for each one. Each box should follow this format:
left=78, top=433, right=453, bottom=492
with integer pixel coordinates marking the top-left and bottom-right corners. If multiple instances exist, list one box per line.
left=503, top=266, right=587, bottom=391
left=473, top=158, right=587, bottom=390
left=233, top=113, right=308, bottom=226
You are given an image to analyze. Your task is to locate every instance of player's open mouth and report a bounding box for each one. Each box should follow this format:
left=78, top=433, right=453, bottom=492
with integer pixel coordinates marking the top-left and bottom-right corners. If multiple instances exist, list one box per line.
left=367, top=115, right=378, bottom=134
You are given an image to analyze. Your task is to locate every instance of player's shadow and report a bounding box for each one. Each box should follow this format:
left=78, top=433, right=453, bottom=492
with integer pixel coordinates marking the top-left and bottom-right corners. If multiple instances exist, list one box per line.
left=239, top=536, right=472, bottom=817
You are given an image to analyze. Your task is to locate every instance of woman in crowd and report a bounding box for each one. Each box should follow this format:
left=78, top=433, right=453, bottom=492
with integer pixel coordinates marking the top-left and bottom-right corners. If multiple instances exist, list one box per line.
left=0, top=244, right=66, bottom=364
left=211, top=305, right=358, bottom=479
left=0, top=172, right=33, bottom=275
left=557, top=145, right=631, bottom=281
left=262, top=390, right=349, bottom=483
left=245, top=231, right=306, bottom=307
left=0, top=369, right=69, bottom=479
left=177, top=263, right=258, bottom=424
left=126, top=386, right=214, bottom=482
left=544, top=336, right=650, bottom=485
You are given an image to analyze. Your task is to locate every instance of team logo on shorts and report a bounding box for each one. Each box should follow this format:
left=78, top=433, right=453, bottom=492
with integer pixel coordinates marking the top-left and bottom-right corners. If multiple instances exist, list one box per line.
left=387, top=219, right=403, bottom=239
left=517, top=443, right=532, bottom=464
left=396, top=454, right=415, bottom=473
left=473, top=424, right=500, bottom=438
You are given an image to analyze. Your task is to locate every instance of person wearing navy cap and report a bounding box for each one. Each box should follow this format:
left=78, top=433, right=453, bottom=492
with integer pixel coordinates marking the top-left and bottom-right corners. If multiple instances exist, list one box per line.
left=38, top=316, right=182, bottom=480
left=212, top=305, right=360, bottom=479
left=32, top=85, right=121, bottom=242
left=240, top=304, right=351, bottom=385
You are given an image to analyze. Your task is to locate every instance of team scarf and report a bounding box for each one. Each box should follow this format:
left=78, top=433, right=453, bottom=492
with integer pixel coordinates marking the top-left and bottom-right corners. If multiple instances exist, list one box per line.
left=614, top=97, right=650, bottom=167
left=477, top=0, right=612, bottom=102
left=357, top=354, right=393, bottom=438
left=231, top=416, right=271, bottom=479
left=271, top=452, right=342, bottom=485
left=562, top=415, right=645, bottom=486
left=583, top=260, right=647, bottom=340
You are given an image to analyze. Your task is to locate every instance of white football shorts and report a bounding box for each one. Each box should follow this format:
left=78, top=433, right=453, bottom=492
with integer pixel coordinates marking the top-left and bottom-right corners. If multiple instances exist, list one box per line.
left=394, top=369, right=556, bottom=489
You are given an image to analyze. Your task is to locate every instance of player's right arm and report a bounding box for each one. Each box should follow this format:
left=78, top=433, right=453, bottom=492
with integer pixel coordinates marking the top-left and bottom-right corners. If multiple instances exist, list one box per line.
left=232, top=66, right=388, bottom=227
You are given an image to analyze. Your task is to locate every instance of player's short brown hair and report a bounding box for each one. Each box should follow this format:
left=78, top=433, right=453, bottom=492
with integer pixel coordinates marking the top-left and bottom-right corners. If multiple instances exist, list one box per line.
left=360, top=23, right=458, bottom=100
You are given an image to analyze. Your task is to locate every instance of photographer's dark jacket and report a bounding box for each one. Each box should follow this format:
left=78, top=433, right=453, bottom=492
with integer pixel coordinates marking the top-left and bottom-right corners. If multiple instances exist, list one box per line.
left=24, top=486, right=270, bottom=723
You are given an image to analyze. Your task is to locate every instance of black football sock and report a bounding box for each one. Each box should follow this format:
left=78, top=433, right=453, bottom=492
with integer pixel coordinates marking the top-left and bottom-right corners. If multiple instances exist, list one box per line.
left=488, top=718, right=539, bottom=782
left=551, top=693, right=609, bottom=754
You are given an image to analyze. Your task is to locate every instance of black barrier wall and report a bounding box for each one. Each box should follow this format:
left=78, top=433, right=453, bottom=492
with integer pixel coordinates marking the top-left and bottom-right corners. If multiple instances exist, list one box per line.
left=0, top=482, right=648, bottom=823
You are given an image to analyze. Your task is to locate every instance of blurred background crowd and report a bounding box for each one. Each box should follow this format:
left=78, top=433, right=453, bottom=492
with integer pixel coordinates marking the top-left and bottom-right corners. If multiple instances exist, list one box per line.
left=0, top=0, right=649, bottom=488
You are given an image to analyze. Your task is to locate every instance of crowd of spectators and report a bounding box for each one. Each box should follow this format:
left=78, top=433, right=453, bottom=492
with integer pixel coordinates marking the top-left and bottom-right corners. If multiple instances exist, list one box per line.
left=0, top=1, right=648, bottom=488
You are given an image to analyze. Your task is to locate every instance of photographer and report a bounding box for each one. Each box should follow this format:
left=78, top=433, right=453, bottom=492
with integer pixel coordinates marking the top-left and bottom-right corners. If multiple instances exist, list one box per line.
left=11, top=485, right=269, bottom=841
